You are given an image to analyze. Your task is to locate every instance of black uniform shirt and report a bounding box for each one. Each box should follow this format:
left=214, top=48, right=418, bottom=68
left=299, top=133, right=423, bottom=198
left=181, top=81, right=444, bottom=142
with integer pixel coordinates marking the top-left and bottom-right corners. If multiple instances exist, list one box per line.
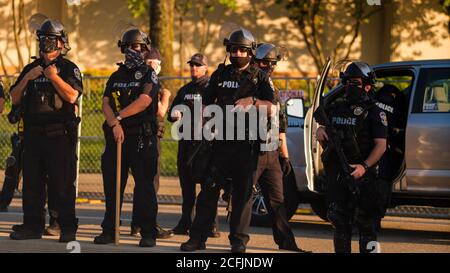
left=168, top=75, right=209, bottom=123
left=324, top=99, right=388, bottom=163
left=203, top=64, right=275, bottom=106
left=202, top=64, right=275, bottom=141
left=374, top=89, right=397, bottom=141
left=11, top=56, right=83, bottom=125
left=103, top=64, right=159, bottom=129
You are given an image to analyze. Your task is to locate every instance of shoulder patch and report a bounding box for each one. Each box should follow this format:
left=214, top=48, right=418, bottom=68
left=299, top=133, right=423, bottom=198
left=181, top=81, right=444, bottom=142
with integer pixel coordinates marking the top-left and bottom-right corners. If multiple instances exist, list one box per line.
left=73, top=68, right=82, bottom=81
left=135, top=70, right=143, bottom=80
left=353, top=106, right=364, bottom=116
left=151, top=70, right=158, bottom=84
left=379, top=111, right=388, bottom=127
left=269, top=78, right=275, bottom=91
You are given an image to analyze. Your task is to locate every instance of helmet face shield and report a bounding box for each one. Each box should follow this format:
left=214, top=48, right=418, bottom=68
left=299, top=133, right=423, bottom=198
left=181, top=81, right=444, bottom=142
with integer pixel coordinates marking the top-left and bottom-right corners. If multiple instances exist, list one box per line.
left=38, top=35, right=61, bottom=53
left=36, top=19, right=70, bottom=55
left=224, top=28, right=256, bottom=55
left=340, top=61, right=376, bottom=86
left=118, top=28, right=151, bottom=53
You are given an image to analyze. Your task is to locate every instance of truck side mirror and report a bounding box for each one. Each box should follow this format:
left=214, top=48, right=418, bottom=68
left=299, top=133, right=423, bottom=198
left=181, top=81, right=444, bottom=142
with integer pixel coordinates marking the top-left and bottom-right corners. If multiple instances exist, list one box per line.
left=286, top=98, right=305, bottom=118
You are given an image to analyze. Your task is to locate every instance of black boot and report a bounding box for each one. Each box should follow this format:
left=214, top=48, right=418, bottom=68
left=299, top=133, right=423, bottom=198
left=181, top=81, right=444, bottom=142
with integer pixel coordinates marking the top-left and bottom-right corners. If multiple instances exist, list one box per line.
left=171, top=225, right=189, bottom=235
left=231, top=243, right=246, bottom=253
left=59, top=231, right=76, bottom=243
left=139, top=237, right=156, bottom=247
left=207, top=226, right=221, bottom=238
left=10, top=227, right=42, bottom=240
left=156, top=224, right=174, bottom=239
left=130, top=225, right=141, bottom=237
left=45, top=221, right=61, bottom=236
left=12, top=224, right=24, bottom=232
left=94, top=232, right=115, bottom=244
left=180, top=238, right=206, bottom=251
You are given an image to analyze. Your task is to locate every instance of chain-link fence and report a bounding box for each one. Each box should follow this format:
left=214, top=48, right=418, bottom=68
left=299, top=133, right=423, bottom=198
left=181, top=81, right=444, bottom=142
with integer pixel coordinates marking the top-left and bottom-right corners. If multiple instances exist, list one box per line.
left=0, top=74, right=316, bottom=195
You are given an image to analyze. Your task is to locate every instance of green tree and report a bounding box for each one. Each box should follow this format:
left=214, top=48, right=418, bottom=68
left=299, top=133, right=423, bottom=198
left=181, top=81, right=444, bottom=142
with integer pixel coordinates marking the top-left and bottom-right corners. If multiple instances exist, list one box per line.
left=127, top=0, right=236, bottom=76
left=127, top=0, right=175, bottom=77
left=276, top=0, right=384, bottom=72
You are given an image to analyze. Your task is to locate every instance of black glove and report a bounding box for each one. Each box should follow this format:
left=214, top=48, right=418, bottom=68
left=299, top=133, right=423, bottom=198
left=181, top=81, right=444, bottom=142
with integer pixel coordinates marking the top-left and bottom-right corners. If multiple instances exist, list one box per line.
left=279, top=156, right=292, bottom=177
left=157, top=121, right=165, bottom=138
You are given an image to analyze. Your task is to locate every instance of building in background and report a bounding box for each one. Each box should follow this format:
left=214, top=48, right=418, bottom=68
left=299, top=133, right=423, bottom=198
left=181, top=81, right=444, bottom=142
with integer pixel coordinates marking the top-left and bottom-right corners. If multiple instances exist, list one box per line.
left=0, top=0, right=449, bottom=76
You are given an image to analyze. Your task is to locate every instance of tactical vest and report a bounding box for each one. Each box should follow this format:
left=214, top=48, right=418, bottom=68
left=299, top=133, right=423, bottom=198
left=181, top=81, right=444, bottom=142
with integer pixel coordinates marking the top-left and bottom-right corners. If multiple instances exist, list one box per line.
left=327, top=100, right=375, bottom=163
left=23, top=58, right=76, bottom=125
left=108, top=64, right=156, bottom=129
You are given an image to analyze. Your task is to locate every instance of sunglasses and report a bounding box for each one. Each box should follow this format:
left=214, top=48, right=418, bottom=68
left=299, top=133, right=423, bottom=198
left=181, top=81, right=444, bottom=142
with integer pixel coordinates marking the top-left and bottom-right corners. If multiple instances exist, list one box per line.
left=189, top=62, right=203, bottom=67
left=230, top=47, right=249, bottom=54
left=257, top=60, right=273, bottom=67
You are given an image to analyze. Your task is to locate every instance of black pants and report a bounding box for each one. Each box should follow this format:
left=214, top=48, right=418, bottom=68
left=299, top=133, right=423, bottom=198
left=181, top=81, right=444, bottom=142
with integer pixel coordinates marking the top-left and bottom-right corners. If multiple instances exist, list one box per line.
left=253, top=150, right=298, bottom=249
left=101, top=126, right=158, bottom=239
left=325, top=157, right=380, bottom=253
left=189, top=141, right=256, bottom=246
left=176, top=140, right=219, bottom=230
left=22, top=131, right=77, bottom=233
left=0, top=152, right=22, bottom=208
left=131, top=136, right=161, bottom=229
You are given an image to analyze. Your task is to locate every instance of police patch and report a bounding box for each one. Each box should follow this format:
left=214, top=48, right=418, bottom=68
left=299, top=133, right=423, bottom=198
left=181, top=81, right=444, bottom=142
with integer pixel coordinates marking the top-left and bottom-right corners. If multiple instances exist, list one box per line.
left=151, top=71, right=158, bottom=84
left=73, top=68, right=81, bottom=81
left=135, top=70, right=143, bottom=80
left=269, top=78, right=275, bottom=91
left=353, top=106, right=364, bottom=116
left=379, top=111, right=388, bottom=126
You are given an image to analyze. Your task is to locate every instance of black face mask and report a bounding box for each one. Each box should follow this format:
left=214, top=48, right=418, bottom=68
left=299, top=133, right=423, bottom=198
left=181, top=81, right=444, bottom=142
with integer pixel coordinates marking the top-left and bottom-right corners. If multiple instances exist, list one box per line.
left=39, top=36, right=60, bottom=53
left=260, top=66, right=274, bottom=76
left=344, top=84, right=370, bottom=105
left=230, top=56, right=251, bottom=68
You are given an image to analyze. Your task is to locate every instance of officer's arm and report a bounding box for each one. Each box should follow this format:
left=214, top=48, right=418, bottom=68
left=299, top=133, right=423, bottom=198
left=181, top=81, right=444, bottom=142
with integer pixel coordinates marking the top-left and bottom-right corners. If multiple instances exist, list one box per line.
left=102, top=97, right=119, bottom=127
left=364, top=138, right=387, bottom=168
left=48, top=74, right=80, bottom=104
left=279, top=133, right=289, bottom=158
left=118, top=83, right=153, bottom=118
left=10, top=76, right=31, bottom=105
left=167, top=88, right=184, bottom=122
left=157, top=88, right=171, bottom=118
left=255, top=99, right=275, bottom=116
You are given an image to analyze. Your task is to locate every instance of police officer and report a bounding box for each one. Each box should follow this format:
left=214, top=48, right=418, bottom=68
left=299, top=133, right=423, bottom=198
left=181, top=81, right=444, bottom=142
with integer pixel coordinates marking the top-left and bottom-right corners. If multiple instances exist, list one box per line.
left=129, top=47, right=174, bottom=239
left=168, top=53, right=220, bottom=238
left=9, top=19, right=82, bottom=242
left=373, top=84, right=404, bottom=230
left=253, top=43, right=309, bottom=252
left=180, top=29, right=275, bottom=253
left=1, top=86, right=60, bottom=237
left=94, top=28, right=159, bottom=247
left=314, top=62, right=387, bottom=253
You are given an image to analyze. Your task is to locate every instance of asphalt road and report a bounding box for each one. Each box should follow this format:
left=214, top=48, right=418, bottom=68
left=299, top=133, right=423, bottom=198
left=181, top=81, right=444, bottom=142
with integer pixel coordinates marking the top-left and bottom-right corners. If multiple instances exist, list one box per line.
left=0, top=198, right=449, bottom=253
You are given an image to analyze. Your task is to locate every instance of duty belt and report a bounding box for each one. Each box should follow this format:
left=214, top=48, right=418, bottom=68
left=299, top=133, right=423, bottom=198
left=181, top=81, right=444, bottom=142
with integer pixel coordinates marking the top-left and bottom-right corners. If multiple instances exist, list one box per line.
left=27, top=123, right=67, bottom=137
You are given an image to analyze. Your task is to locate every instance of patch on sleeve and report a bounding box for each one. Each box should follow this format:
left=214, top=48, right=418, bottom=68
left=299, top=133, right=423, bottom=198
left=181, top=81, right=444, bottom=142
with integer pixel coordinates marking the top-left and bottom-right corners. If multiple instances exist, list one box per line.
left=379, top=111, right=388, bottom=127
left=269, top=78, right=275, bottom=91
left=151, top=71, right=158, bottom=84
left=73, top=68, right=82, bottom=81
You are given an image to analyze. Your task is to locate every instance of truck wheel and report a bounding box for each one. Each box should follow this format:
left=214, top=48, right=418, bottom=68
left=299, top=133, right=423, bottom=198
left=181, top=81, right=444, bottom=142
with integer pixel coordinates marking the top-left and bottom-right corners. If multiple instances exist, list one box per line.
left=309, top=195, right=329, bottom=222
left=250, top=171, right=299, bottom=227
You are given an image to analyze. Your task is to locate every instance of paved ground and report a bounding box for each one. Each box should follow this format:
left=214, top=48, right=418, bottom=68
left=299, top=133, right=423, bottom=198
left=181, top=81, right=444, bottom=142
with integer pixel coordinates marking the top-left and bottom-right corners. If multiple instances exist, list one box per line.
left=0, top=198, right=449, bottom=253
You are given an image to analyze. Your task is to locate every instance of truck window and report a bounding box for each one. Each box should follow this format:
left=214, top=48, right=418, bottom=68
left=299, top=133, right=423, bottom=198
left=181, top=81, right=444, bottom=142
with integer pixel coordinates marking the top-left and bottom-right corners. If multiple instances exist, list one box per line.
left=415, top=68, right=450, bottom=113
